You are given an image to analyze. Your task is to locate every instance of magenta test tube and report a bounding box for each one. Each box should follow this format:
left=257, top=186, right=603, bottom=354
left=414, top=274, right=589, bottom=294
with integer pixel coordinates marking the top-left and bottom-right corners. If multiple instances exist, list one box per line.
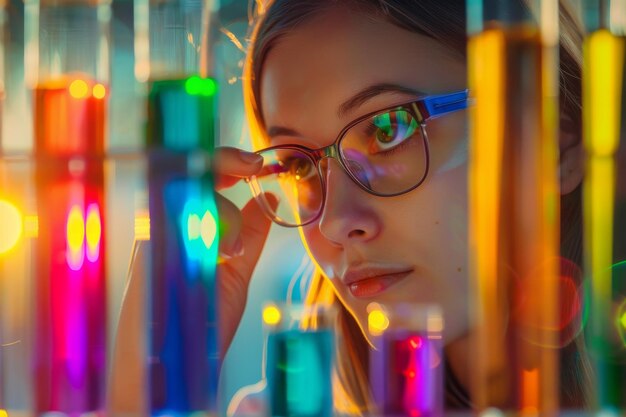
left=369, top=304, right=444, bottom=417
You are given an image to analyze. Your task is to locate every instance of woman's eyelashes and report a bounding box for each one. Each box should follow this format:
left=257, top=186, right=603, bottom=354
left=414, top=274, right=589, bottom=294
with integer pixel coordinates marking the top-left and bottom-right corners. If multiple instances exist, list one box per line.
left=364, top=111, right=420, bottom=154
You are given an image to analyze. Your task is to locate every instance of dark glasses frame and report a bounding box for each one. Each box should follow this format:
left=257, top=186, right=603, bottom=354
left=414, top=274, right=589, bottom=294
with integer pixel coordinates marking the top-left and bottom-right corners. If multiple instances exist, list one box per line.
left=246, top=89, right=470, bottom=227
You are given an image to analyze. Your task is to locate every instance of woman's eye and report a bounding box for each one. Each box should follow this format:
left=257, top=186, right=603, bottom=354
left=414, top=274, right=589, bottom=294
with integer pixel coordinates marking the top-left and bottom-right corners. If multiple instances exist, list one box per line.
left=368, top=110, right=418, bottom=153
left=285, top=158, right=314, bottom=181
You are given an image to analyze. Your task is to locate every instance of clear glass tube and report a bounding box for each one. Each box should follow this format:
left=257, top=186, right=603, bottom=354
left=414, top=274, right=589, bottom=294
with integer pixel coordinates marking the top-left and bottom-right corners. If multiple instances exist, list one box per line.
left=467, top=0, right=560, bottom=413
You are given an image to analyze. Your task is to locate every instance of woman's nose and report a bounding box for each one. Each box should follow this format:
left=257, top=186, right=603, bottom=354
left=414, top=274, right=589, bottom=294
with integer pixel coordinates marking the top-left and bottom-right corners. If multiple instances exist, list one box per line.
left=316, top=158, right=381, bottom=246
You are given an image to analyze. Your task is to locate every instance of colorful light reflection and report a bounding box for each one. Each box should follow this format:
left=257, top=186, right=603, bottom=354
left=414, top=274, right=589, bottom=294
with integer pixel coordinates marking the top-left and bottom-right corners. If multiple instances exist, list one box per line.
left=66, top=203, right=102, bottom=270
left=85, top=204, right=102, bottom=262
left=370, top=329, right=443, bottom=417
left=182, top=201, right=218, bottom=261
left=66, top=205, right=86, bottom=270
left=0, top=199, right=23, bottom=255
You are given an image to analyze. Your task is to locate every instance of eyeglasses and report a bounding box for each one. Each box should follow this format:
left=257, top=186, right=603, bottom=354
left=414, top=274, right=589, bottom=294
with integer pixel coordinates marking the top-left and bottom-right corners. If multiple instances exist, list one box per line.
left=246, top=90, right=469, bottom=227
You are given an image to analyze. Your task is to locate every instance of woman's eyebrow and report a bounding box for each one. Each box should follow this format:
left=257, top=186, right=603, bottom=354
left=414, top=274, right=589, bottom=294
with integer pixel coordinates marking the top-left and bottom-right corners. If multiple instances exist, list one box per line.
left=337, top=83, right=426, bottom=118
left=266, top=84, right=425, bottom=139
left=267, top=125, right=301, bottom=139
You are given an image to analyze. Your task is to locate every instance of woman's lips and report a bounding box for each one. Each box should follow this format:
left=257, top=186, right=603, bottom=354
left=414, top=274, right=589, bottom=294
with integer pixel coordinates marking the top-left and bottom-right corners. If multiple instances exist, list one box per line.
left=346, top=270, right=412, bottom=298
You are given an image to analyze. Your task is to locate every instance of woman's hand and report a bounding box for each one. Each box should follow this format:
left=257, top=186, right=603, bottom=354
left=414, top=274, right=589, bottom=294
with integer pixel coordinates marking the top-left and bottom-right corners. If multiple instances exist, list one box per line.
left=213, top=147, right=277, bottom=357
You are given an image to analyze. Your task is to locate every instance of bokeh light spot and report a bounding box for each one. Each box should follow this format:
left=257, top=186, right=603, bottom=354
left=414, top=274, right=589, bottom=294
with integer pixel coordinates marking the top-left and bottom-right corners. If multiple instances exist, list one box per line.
left=185, top=76, right=202, bottom=95
left=69, top=79, right=89, bottom=99
left=263, top=305, right=281, bottom=326
left=92, top=83, right=106, bottom=99
left=368, top=309, right=389, bottom=335
left=66, top=205, right=85, bottom=270
left=85, top=204, right=101, bottom=262
left=200, top=78, right=217, bottom=96
left=0, top=200, right=23, bottom=255
left=408, top=336, right=423, bottom=350
left=200, top=210, right=217, bottom=249
left=185, top=76, right=217, bottom=96
left=67, top=206, right=85, bottom=251
left=187, top=213, right=201, bottom=240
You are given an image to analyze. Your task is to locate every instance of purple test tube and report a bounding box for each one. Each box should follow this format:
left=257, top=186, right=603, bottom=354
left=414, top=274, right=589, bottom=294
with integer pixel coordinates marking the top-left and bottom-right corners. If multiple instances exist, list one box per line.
left=369, top=304, right=444, bottom=417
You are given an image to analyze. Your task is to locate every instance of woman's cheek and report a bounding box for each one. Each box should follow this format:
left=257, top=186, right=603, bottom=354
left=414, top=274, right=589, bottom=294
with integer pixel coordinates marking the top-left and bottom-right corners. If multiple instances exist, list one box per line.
left=300, top=224, right=334, bottom=276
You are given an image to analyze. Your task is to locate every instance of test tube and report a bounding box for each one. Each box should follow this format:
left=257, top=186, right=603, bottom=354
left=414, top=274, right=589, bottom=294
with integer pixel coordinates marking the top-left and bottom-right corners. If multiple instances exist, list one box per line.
left=581, top=0, right=626, bottom=409
left=263, top=303, right=335, bottom=417
left=135, top=0, right=220, bottom=414
left=0, top=0, right=7, bottom=409
left=368, top=303, right=444, bottom=417
left=0, top=159, right=38, bottom=416
left=26, top=0, right=110, bottom=413
left=0, top=0, right=5, bottom=147
left=467, top=0, right=560, bottom=413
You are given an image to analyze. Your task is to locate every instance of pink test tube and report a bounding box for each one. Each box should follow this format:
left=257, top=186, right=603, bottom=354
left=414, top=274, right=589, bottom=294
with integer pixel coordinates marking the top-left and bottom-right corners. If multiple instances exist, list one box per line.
left=28, top=0, right=110, bottom=413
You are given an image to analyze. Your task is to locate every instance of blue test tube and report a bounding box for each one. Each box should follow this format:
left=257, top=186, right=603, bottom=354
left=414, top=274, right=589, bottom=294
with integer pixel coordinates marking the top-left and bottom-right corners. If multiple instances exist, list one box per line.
left=145, top=79, right=219, bottom=415
left=136, top=0, right=220, bottom=412
left=263, top=303, right=335, bottom=417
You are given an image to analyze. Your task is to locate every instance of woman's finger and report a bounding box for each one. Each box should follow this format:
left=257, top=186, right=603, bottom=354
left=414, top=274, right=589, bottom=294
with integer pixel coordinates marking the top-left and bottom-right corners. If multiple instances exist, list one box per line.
left=218, top=192, right=277, bottom=354
left=213, top=147, right=263, bottom=190
left=216, top=194, right=243, bottom=259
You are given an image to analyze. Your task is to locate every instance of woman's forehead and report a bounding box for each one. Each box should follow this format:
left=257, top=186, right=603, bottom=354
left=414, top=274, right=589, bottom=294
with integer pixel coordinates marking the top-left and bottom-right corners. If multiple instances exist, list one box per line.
left=259, top=6, right=466, bottom=141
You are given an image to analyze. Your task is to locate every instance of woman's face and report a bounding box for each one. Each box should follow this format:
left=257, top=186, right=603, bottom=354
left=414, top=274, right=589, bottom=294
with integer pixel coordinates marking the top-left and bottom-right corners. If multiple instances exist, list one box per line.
left=260, top=6, right=470, bottom=341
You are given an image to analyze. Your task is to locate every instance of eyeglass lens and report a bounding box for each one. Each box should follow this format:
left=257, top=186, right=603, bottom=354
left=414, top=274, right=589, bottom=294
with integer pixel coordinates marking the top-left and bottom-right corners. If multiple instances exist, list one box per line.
left=249, top=108, right=428, bottom=226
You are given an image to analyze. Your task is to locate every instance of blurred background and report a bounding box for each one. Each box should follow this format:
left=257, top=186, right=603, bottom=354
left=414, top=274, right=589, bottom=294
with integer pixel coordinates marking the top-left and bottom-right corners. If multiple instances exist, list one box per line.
left=0, top=0, right=309, bottom=413
left=1, top=0, right=626, bottom=415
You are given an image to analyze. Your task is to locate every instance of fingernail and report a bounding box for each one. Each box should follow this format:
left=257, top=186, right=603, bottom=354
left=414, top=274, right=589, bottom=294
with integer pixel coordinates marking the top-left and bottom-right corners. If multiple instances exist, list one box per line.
left=239, top=150, right=262, bottom=164
left=221, top=237, right=244, bottom=260
left=232, top=237, right=244, bottom=257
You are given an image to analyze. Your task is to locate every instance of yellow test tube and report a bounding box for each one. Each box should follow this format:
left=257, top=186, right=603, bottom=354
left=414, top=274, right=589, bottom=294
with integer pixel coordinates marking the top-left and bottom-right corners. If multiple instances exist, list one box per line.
left=468, top=0, right=560, bottom=413
left=582, top=1, right=626, bottom=408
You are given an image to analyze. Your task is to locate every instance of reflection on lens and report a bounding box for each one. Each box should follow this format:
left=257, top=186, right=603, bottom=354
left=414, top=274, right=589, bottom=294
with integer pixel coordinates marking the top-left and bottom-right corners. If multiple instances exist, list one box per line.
left=249, top=148, right=323, bottom=227
left=340, top=109, right=428, bottom=195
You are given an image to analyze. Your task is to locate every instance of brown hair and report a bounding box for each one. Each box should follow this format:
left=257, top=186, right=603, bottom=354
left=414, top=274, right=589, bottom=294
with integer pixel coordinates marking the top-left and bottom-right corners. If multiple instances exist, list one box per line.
left=242, top=0, right=592, bottom=412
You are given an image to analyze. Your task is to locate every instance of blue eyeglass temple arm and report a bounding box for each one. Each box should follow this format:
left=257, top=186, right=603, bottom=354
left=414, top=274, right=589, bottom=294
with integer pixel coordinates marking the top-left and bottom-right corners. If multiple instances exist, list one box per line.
left=413, top=89, right=469, bottom=123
